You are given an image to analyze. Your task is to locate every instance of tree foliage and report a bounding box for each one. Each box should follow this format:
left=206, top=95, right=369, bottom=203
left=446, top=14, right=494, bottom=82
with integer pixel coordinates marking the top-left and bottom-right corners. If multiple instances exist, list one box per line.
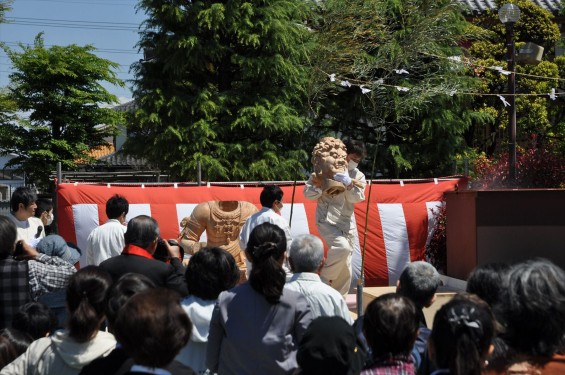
left=472, top=146, right=565, bottom=188
left=467, top=0, right=563, bottom=158
left=126, top=0, right=314, bottom=182
left=307, top=0, right=491, bottom=178
left=0, top=34, right=124, bottom=190
left=0, top=0, right=11, bottom=22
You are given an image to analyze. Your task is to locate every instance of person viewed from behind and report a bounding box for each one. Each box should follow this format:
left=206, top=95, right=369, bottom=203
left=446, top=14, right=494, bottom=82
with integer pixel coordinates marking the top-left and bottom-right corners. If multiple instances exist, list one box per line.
left=81, top=273, right=187, bottom=375
left=175, top=247, right=240, bottom=374
left=99, top=215, right=188, bottom=296
left=484, top=258, right=565, bottom=375
left=206, top=223, right=312, bottom=375
left=6, top=187, right=45, bottom=247
left=466, top=263, right=511, bottom=308
left=0, top=216, right=76, bottom=329
left=295, top=316, right=366, bottom=375
left=113, top=288, right=195, bottom=375
left=86, top=194, right=128, bottom=266
left=397, top=260, right=441, bottom=367
left=1, top=266, right=116, bottom=375
left=34, top=199, right=54, bottom=235
left=0, top=328, right=32, bottom=359
left=466, top=263, right=511, bottom=373
left=304, top=139, right=367, bottom=297
left=0, top=329, right=32, bottom=370
left=35, top=235, right=82, bottom=329
left=285, top=234, right=352, bottom=323
left=429, top=293, right=495, bottom=375
left=11, top=302, right=57, bottom=340
left=0, top=336, right=17, bottom=371
left=361, top=293, right=419, bottom=375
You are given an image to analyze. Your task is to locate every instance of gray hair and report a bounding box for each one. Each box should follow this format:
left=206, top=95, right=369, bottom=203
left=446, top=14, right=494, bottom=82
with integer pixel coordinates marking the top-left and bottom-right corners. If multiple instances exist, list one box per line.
left=398, top=261, right=441, bottom=308
left=124, top=215, right=160, bottom=249
left=289, top=234, right=324, bottom=272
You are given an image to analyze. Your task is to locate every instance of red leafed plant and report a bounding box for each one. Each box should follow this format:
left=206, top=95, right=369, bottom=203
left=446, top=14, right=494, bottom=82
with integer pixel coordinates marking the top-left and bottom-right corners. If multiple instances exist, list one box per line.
left=426, top=146, right=565, bottom=273
left=472, top=147, right=565, bottom=189
left=425, top=203, right=447, bottom=274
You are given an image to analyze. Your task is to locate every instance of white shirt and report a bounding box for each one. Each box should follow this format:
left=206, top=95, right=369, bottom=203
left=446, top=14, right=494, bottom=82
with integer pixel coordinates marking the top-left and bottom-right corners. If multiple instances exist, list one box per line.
left=285, top=272, right=353, bottom=324
left=86, top=219, right=126, bottom=266
left=7, top=213, right=45, bottom=247
left=239, top=207, right=293, bottom=277
left=239, top=207, right=292, bottom=251
left=176, top=295, right=216, bottom=373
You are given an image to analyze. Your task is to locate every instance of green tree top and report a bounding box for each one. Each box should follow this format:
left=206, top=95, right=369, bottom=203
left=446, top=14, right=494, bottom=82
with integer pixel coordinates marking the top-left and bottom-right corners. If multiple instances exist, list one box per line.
left=0, top=34, right=124, bottom=190
left=127, top=0, right=314, bottom=181
left=308, top=0, right=488, bottom=178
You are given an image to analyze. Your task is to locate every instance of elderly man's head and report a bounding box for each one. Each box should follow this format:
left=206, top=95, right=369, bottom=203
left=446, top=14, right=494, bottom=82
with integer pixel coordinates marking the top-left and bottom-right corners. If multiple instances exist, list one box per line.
left=397, top=261, right=441, bottom=309
left=288, top=234, right=325, bottom=273
left=124, top=215, right=160, bottom=253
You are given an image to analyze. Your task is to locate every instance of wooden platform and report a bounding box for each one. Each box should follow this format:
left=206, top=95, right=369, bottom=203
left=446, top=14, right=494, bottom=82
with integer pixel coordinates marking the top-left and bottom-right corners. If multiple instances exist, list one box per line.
left=349, top=277, right=465, bottom=326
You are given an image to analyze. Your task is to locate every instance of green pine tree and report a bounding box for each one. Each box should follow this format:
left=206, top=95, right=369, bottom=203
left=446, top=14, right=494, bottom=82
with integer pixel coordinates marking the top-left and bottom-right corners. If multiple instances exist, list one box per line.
left=127, top=0, right=314, bottom=181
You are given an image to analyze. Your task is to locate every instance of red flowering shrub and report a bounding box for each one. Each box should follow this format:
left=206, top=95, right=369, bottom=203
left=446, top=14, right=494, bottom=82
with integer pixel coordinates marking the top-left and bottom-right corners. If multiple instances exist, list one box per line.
left=472, top=148, right=565, bottom=189
left=425, top=203, right=447, bottom=274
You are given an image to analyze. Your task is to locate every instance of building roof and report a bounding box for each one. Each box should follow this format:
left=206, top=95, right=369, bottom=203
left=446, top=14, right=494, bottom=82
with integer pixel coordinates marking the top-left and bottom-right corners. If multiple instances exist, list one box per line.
left=97, top=152, right=150, bottom=168
left=458, top=0, right=562, bottom=14
left=86, top=143, right=115, bottom=159
left=112, top=100, right=137, bottom=113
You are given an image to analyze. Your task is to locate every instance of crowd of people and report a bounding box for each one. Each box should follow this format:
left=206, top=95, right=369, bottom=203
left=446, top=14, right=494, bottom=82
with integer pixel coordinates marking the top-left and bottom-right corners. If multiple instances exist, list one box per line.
left=1, top=148, right=565, bottom=374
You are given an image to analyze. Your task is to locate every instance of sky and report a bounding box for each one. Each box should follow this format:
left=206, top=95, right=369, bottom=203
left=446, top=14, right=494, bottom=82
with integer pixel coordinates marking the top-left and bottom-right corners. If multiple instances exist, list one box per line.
left=0, top=0, right=147, bottom=103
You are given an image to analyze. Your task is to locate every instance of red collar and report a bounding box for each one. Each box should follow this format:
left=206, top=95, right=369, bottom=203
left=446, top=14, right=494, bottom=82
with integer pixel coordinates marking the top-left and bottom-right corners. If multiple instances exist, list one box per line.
left=122, top=244, right=154, bottom=260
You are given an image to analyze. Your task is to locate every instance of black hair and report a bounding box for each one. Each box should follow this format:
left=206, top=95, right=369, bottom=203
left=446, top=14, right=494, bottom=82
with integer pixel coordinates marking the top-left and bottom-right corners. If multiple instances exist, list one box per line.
left=0, top=335, right=18, bottom=370
left=105, top=194, right=129, bottom=219
left=259, top=185, right=283, bottom=208
left=114, top=288, right=192, bottom=368
left=500, top=258, right=565, bottom=357
left=11, top=302, right=57, bottom=340
left=105, top=273, right=156, bottom=333
left=363, top=293, right=419, bottom=358
left=0, top=328, right=32, bottom=357
left=246, top=223, right=287, bottom=304
left=185, top=247, right=240, bottom=300
left=0, top=216, right=17, bottom=260
left=66, top=266, right=112, bottom=342
left=430, top=293, right=495, bottom=375
left=10, top=187, right=38, bottom=213
left=466, top=263, right=511, bottom=308
left=34, top=198, right=53, bottom=218
left=124, top=215, right=159, bottom=249
left=343, top=139, right=367, bottom=159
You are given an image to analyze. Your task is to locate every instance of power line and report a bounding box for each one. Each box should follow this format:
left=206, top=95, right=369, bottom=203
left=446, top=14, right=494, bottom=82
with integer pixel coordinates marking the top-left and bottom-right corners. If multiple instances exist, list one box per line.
left=8, top=17, right=140, bottom=26
left=4, top=20, right=138, bottom=31
left=15, top=0, right=136, bottom=5
left=2, top=42, right=141, bottom=55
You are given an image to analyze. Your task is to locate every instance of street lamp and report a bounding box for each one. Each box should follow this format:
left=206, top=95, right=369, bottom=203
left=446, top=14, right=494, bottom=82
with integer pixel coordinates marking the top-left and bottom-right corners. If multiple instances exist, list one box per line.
left=499, top=3, right=520, bottom=183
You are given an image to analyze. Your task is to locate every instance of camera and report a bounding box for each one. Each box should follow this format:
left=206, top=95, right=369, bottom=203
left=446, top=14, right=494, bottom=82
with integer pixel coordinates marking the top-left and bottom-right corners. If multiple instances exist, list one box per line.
left=154, top=239, right=184, bottom=263
left=13, top=241, right=25, bottom=258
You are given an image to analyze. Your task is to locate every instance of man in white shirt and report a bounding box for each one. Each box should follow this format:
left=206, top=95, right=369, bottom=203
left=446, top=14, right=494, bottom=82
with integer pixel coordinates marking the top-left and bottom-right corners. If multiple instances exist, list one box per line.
left=285, top=234, right=353, bottom=324
left=6, top=187, right=45, bottom=247
left=239, top=185, right=292, bottom=276
left=86, top=194, right=128, bottom=266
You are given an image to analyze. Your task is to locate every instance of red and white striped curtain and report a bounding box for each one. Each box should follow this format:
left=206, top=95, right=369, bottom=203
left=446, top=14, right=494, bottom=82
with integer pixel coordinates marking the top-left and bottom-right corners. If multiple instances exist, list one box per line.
left=57, top=179, right=459, bottom=286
